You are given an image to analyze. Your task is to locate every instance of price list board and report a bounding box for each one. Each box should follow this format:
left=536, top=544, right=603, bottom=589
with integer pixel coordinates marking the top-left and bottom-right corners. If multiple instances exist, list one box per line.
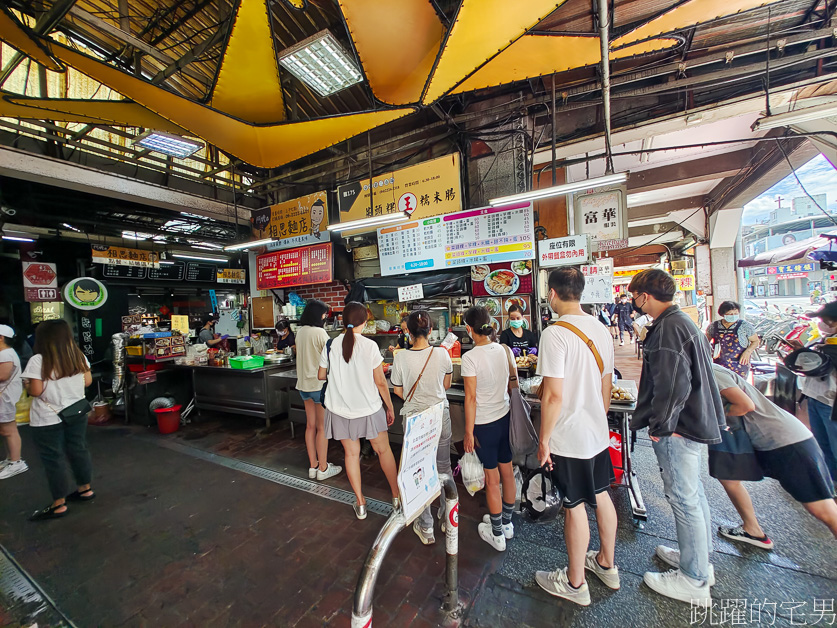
left=378, top=201, right=535, bottom=276
left=185, top=262, right=217, bottom=282
left=256, top=243, right=332, bottom=290
left=103, top=264, right=147, bottom=279
left=147, top=262, right=186, bottom=281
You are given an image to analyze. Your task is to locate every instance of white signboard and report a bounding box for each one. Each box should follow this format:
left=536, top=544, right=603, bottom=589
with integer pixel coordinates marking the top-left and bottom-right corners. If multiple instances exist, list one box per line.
left=538, top=235, right=590, bottom=267
left=593, top=238, right=629, bottom=252
left=596, top=257, right=614, bottom=275
left=574, top=185, right=627, bottom=244
left=580, top=264, right=614, bottom=304
left=378, top=201, right=535, bottom=276
left=398, top=283, right=424, bottom=302
left=397, top=401, right=444, bottom=524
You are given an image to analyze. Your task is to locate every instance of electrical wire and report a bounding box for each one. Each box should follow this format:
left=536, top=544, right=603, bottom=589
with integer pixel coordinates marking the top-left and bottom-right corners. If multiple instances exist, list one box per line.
left=776, top=135, right=837, bottom=228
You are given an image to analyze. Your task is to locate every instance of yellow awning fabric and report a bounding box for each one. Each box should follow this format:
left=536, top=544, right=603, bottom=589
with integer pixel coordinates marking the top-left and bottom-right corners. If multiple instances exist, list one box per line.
left=421, top=0, right=567, bottom=104
left=0, top=94, right=189, bottom=135
left=0, top=7, right=63, bottom=72
left=209, top=0, right=285, bottom=124
left=452, top=36, right=679, bottom=94
left=22, top=41, right=412, bottom=167
left=340, top=0, right=444, bottom=106
left=613, top=0, right=779, bottom=47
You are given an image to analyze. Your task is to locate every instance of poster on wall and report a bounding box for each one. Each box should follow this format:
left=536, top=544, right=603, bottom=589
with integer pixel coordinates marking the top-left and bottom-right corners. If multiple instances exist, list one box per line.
left=378, top=201, right=535, bottom=277
left=91, top=245, right=159, bottom=268
left=22, top=261, right=59, bottom=302
left=580, top=264, right=614, bottom=304
left=250, top=191, right=329, bottom=251
left=471, top=261, right=533, bottom=297
left=474, top=295, right=532, bottom=334
left=337, top=154, right=462, bottom=224
left=397, top=401, right=444, bottom=524
left=256, top=243, right=332, bottom=290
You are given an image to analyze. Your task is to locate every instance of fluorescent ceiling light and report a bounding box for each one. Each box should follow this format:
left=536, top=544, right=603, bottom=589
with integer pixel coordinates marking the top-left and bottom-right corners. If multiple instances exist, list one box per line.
left=489, top=172, right=628, bottom=206
left=62, top=223, right=82, bottom=233
left=134, top=131, right=202, bottom=158
left=172, top=253, right=228, bottom=263
left=2, top=235, right=34, bottom=242
left=224, top=238, right=275, bottom=251
left=159, top=260, right=175, bottom=265
left=278, top=30, right=363, bottom=97
left=330, top=212, right=409, bottom=233
left=121, top=231, right=162, bottom=241
left=752, top=102, right=837, bottom=131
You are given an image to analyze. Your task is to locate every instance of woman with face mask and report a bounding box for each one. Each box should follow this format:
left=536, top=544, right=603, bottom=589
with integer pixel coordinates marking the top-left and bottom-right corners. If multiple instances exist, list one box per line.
left=274, top=319, right=296, bottom=353
left=499, top=305, right=538, bottom=354
left=705, top=301, right=759, bottom=377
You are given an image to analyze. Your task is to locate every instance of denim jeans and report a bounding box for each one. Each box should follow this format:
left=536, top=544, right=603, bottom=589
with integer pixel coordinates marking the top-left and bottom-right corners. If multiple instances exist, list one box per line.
left=417, top=407, right=453, bottom=530
left=652, top=436, right=712, bottom=583
left=807, top=398, right=837, bottom=482
left=31, top=414, right=93, bottom=500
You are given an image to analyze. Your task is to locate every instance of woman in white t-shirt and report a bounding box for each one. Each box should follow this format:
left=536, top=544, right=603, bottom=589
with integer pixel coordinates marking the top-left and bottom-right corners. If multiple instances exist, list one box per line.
left=392, top=310, right=453, bottom=545
left=22, top=319, right=93, bottom=521
left=461, top=306, right=516, bottom=552
left=295, top=300, right=342, bottom=482
left=318, top=302, right=398, bottom=520
left=0, top=324, right=26, bottom=480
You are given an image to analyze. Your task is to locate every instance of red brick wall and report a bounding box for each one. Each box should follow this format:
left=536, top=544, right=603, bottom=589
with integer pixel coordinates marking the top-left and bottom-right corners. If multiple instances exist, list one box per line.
left=291, top=281, right=348, bottom=309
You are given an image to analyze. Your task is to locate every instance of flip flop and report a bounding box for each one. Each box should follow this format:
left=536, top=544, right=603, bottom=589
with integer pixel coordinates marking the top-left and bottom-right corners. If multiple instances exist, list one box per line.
left=29, top=504, right=68, bottom=521
left=66, top=489, right=95, bottom=502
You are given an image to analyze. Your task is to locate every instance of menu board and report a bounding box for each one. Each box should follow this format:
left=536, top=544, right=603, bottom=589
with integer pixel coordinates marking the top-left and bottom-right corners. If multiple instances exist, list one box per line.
left=103, top=264, right=147, bottom=279
left=186, top=263, right=217, bottom=282
left=147, top=262, right=186, bottom=281
left=256, top=243, right=332, bottom=290
left=378, top=201, right=535, bottom=277
left=471, top=261, right=533, bottom=297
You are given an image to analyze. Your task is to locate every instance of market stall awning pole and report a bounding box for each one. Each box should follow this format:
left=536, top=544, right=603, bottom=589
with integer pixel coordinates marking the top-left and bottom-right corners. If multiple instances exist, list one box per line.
left=597, top=0, right=614, bottom=175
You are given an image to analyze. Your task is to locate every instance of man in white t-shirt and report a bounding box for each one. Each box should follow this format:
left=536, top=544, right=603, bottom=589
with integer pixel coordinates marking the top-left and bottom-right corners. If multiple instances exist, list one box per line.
left=533, top=267, right=620, bottom=607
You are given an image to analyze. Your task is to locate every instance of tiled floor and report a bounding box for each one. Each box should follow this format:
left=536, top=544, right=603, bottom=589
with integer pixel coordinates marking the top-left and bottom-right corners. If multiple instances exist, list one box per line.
left=0, top=340, right=835, bottom=627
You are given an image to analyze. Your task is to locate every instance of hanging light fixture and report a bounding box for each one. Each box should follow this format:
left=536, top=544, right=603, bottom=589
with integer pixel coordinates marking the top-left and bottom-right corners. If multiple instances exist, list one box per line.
left=488, top=172, right=628, bottom=206
left=133, top=131, right=203, bottom=158
left=278, top=30, right=363, bottom=97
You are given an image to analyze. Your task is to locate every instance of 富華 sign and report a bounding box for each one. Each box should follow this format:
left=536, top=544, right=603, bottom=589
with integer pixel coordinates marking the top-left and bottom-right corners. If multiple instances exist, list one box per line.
left=397, top=401, right=444, bottom=525
left=337, top=154, right=462, bottom=225
left=256, top=243, right=333, bottom=290
left=250, top=191, right=329, bottom=251
left=574, top=185, right=628, bottom=244
left=674, top=275, right=696, bottom=291
left=538, top=235, right=590, bottom=267
left=91, top=245, right=159, bottom=268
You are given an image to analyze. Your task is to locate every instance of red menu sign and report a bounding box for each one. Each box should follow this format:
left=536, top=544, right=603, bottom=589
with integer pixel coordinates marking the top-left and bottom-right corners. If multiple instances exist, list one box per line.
left=256, top=243, right=332, bottom=290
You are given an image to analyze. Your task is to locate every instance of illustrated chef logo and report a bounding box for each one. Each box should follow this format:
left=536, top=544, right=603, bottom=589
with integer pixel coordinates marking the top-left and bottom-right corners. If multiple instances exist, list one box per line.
left=310, top=199, right=325, bottom=239
left=64, top=277, right=108, bottom=310
left=399, top=192, right=418, bottom=216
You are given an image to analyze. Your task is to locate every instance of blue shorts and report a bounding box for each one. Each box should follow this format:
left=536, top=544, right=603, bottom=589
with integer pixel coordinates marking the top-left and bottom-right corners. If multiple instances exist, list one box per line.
left=298, top=389, right=323, bottom=403
left=474, top=412, right=512, bottom=470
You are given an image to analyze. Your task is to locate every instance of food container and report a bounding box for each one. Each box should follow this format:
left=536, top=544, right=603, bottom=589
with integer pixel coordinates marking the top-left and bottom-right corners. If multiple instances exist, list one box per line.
left=126, top=345, right=143, bottom=356
left=229, top=355, right=265, bottom=369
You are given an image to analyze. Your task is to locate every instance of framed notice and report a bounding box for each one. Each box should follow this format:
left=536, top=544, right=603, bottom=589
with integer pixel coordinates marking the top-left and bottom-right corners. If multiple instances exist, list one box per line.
left=256, top=243, right=332, bottom=290
left=397, top=401, right=444, bottom=525
left=538, top=235, right=590, bottom=267
left=580, top=265, right=614, bottom=304
left=250, top=191, right=329, bottom=251
left=378, top=201, right=535, bottom=277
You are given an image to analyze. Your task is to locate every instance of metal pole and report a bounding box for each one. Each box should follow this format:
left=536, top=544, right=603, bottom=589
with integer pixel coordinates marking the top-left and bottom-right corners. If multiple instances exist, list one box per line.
left=440, top=472, right=460, bottom=613
left=551, top=77, right=557, bottom=186
left=597, top=0, right=615, bottom=175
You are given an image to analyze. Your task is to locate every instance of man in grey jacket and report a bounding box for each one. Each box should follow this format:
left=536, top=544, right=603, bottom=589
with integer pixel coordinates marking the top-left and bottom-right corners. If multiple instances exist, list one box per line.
left=628, top=269, right=725, bottom=608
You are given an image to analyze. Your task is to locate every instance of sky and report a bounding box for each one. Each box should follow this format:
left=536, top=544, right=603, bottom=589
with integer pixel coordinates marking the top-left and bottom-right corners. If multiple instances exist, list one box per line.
left=742, top=153, right=837, bottom=225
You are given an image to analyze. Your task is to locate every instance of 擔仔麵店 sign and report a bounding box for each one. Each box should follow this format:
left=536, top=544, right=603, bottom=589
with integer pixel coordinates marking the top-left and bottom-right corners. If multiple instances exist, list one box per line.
left=91, top=245, right=159, bottom=268
left=250, top=191, right=329, bottom=251
left=337, top=154, right=462, bottom=224
left=256, top=243, right=332, bottom=290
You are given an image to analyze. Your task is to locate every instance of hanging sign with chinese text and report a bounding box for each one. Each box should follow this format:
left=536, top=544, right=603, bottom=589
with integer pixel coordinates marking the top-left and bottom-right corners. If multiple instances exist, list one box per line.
left=250, top=191, right=329, bottom=251
left=674, top=275, right=696, bottom=291
left=337, top=154, right=462, bottom=224
left=398, top=283, right=424, bottom=303
left=216, top=269, right=246, bottom=284
left=580, top=264, right=614, bottom=304
left=256, top=243, right=333, bottom=290
left=91, top=245, right=159, bottom=268
left=378, top=201, right=535, bottom=277
left=574, top=185, right=628, bottom=247
left=538, top=235, right=590, bottom=267
left=22, top=262, right=58, bottom=302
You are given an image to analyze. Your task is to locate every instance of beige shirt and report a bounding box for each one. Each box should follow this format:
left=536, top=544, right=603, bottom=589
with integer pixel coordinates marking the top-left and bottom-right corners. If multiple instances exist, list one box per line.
left=295, top=326, right=329, bottom=392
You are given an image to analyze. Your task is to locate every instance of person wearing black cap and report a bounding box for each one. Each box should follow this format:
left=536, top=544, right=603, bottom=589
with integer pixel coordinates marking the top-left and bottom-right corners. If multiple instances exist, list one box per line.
left=788, top=301, right=837, bottom=482
left=198, top=315, right=227, bottom=348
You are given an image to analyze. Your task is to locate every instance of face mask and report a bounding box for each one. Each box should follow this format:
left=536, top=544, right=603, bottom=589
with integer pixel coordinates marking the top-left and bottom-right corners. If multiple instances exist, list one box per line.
left=724, top=314, right=739, bottom=323
left=509, top=320, right=524, bottom=329
left=817, top=320, right=836, bottom=335
left=632, top=295, right=645, bottom=315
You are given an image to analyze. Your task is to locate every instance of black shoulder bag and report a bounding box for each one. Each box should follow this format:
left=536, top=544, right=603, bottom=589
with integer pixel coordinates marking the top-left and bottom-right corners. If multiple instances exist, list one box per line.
left=319, top=338, right=335, bottom=408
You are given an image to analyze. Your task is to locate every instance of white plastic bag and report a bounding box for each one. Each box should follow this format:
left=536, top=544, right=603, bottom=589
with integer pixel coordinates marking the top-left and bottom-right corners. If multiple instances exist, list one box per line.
left=460, top=451, right=485, bottom=496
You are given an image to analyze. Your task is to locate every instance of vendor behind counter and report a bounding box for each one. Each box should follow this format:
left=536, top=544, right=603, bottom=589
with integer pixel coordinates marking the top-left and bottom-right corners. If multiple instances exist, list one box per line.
left=273, top=320, right=296, bottom=352
left=499, top=304, right=538, bottom=352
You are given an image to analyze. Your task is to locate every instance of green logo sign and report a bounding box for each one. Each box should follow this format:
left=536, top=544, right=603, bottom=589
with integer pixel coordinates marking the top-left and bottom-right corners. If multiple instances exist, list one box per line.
left=63, top=277, right=108, bottom=311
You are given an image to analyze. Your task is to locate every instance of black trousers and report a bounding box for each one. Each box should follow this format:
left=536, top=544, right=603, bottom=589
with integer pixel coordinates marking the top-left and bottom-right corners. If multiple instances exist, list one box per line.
left=31, top=415, right=93, bottom=500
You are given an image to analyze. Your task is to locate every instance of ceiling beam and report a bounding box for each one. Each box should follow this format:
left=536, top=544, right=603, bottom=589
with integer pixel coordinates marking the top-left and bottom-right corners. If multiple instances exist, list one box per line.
left=627, top=195, right=705, bottom=220
left=151, top=20, right=228, bottom=85
left=627, top=148, right=754, bottom=194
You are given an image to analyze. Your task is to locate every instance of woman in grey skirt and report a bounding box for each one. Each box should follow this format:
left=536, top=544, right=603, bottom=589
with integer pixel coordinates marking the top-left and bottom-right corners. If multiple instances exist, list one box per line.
left=318, top=302, right=399, bottom=520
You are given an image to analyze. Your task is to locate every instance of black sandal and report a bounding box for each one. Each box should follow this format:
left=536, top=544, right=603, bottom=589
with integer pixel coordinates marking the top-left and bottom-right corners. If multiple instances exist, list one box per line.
left=29, top=504, right=68, bottom=521
left=66, top=489, right=95, bottom=502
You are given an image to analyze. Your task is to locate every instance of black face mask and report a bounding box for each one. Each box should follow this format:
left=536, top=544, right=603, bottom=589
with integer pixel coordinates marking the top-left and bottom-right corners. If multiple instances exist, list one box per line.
left=632, top=295, right=645, bottom=315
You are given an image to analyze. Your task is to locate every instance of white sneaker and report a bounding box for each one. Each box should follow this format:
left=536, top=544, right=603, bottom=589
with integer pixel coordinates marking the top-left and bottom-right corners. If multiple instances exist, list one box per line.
left=584, top=550, right=620, bottom=590
left=535, top=567, right=591, bottom=606
left=478, top=522, right=506, bottom=551
left=308, top=467, right=318, bottom=480
left=655, top=545, right=715, bottom=586
left=0, top=459, right=9, bottom=469
left=0, top=460, right=28, bottom=480
left=482, top=514, right=514, bottom=539
left=620, top=341, right=625, bottom=346
left=413, top=520, right=435, bottom=545
left=316, top=463, right=342, bottom=481
left=643, top=569, right=711, bottom=607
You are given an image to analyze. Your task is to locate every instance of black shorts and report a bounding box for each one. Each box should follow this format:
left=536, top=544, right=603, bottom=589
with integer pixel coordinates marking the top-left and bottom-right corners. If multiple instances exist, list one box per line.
left=756, top=438, right=836, bottom=504
left=474, top=412, right=512, bottom=470
left=549, top=447, right=615, bottom=508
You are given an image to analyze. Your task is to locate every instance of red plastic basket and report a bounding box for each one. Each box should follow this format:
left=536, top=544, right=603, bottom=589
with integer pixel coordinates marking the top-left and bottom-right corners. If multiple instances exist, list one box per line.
left=153, top=405, right=182, bottom=434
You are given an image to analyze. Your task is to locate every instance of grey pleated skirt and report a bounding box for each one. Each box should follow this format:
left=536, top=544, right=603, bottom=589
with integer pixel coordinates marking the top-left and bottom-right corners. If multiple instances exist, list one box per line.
left=325, top=406, right=388, bottom=441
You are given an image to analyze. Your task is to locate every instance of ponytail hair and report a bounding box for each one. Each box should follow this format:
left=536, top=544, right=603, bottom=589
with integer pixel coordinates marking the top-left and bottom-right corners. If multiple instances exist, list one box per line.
left=464, top=306, right=496, bottom=342
left=407, top=310, right=432, bottom=339
left=341, top=301, right=368, bottom=363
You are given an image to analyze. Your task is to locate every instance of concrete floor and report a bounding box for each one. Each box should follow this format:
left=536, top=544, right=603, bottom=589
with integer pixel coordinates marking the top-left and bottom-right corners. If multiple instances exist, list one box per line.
left=0, top=341, right=835, bottom=627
